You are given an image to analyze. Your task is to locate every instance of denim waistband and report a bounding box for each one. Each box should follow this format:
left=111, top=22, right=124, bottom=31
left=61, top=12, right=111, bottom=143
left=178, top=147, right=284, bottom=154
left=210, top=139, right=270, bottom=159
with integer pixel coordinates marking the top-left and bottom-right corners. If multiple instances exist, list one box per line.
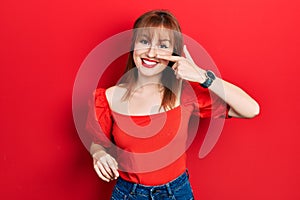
left=115, top=170, right=189, bottom=196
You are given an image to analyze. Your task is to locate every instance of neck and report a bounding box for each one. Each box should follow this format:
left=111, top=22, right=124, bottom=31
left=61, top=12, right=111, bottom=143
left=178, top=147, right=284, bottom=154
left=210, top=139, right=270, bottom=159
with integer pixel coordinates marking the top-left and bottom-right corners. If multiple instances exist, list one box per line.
left=134, top=72, right=163, bottom=90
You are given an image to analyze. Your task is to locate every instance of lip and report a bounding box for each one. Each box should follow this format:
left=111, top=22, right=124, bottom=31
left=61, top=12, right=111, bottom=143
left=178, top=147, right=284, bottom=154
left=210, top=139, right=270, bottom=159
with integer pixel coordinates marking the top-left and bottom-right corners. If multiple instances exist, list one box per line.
left=141, top=58, right=159, bottom=68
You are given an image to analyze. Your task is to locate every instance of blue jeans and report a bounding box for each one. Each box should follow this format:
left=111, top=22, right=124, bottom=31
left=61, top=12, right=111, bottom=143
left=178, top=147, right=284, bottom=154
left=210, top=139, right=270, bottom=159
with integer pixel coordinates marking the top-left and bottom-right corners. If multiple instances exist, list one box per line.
left=111, top=170, right=194, bottom=200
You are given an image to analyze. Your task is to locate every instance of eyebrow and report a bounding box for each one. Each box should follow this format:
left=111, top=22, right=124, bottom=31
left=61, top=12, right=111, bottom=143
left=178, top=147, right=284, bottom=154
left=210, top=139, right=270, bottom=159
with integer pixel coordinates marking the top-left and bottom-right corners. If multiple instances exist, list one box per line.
left=159, top=39, right=171, bottom=42
left=140, top=34, right=150, bottom=39
left=139, top=34, right=171, bottom=42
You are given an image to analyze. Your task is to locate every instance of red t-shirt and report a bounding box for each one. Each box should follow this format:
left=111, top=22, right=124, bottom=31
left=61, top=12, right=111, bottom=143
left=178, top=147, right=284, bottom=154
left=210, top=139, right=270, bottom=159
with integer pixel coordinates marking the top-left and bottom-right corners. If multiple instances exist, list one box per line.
left=87, top=80, right=229, bottom=185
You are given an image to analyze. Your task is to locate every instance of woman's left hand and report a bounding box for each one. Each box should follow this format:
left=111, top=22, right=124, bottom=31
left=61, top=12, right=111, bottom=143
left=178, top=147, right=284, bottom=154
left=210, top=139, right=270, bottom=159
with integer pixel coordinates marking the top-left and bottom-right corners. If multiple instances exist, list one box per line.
left=157, top=45, right=206, bottom=83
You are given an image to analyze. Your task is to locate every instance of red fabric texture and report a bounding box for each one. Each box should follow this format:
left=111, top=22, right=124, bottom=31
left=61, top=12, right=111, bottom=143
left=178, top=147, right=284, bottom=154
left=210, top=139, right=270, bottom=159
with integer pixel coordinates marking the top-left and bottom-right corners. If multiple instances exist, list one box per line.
left=87, top=81, right=229, bottom=185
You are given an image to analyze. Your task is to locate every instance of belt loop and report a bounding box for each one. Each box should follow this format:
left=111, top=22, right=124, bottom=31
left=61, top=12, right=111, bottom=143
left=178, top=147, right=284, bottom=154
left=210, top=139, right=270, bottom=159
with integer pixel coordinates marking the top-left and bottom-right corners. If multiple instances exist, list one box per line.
left=165, top=183, right=173, bottom=196
left=130, top=183, right=137, bottom=195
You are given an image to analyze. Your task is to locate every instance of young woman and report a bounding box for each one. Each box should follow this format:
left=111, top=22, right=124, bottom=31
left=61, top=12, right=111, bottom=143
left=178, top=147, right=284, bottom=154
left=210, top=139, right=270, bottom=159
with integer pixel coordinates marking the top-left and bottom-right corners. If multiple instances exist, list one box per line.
left=88, top=10, right=259, bottom=200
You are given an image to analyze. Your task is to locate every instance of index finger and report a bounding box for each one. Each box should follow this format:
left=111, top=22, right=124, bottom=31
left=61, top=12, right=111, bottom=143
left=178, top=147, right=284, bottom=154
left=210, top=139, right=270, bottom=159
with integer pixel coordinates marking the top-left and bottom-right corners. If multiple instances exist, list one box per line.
left=183, top=45, right=195, bottom=64
left=156, top=54, right=182, bottom=62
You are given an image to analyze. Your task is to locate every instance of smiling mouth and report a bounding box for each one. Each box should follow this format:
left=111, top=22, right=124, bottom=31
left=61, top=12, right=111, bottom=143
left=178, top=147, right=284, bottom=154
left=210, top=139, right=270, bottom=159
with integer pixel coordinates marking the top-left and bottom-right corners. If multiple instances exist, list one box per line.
left=142, top=58, right=159, bottom=68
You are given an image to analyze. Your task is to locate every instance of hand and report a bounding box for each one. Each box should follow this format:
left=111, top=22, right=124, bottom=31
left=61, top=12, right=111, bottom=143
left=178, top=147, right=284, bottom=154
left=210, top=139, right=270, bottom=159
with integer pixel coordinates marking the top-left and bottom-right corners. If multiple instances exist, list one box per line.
left=157, top=45, right=206, bottom=83
left=92, top=150, right=119, bottom=182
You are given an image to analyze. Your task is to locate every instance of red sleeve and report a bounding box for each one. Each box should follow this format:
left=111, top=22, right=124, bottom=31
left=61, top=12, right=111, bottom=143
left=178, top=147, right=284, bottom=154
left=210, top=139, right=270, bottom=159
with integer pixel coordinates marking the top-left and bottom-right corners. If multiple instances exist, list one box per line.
left=85, top=88, right=114, bottom=148
left=181, top=81, right=230, bottom=118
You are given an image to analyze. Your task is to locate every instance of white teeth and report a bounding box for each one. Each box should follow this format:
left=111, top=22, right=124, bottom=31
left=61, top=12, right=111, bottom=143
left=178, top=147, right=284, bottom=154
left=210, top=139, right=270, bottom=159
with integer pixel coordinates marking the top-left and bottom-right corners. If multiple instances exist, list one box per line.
left=143, top=59, right=157, bottom=65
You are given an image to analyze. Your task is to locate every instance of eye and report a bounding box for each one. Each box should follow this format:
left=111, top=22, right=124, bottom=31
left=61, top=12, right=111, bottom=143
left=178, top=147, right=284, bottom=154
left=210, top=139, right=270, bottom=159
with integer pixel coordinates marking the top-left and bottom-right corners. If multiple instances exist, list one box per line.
left=159, top=44, right=169, bottom=49
left=140, top=39, right=149, bottom=45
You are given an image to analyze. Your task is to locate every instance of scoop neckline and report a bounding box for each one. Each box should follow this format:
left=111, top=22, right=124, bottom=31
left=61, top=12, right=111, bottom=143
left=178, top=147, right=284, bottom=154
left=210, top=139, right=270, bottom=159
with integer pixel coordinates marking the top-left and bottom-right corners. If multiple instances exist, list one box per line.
left=102, top=84, right=183, bottom=117
left=110, top=105, right=181, bottom=117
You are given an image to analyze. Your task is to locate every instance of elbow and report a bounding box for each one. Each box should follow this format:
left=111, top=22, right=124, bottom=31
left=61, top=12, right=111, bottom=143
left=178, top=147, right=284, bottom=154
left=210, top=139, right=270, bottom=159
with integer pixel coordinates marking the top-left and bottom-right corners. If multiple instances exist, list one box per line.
left=246, top=102, right=260, bottom=119
left=255, top=103, right=260, bottom=116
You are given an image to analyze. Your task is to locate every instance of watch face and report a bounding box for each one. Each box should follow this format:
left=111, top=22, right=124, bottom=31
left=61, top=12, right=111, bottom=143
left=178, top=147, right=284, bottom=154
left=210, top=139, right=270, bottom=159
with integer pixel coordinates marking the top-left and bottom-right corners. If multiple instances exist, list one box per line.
left=207, top=70, right=216, bottom=80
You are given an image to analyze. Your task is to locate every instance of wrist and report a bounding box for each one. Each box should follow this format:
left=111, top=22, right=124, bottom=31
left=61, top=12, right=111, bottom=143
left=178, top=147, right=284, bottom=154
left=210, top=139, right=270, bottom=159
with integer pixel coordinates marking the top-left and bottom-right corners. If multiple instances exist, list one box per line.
left=91, top=149, right=107, bottom=160
left=90, top=144, right=106, bottom=156
left=200, top=70, right=216, bottom=88
left=198, top=69, right=206, bottom=84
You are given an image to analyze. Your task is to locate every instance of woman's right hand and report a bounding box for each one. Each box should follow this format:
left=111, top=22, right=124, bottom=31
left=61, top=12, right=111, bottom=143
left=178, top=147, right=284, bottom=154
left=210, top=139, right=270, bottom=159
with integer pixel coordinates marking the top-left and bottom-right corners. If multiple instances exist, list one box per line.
left=92, top=150, right=119, bottom=182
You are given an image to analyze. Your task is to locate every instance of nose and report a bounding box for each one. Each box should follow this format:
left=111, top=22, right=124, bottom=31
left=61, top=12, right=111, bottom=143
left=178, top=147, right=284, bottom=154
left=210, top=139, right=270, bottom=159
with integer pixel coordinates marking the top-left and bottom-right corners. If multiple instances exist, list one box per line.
left=146, top=45, right=157, bottom=58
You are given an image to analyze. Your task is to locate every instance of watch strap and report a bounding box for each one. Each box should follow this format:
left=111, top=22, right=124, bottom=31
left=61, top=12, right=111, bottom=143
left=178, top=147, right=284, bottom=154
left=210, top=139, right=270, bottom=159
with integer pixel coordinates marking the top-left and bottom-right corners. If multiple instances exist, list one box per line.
left=200, top=70, right=215, bottom=88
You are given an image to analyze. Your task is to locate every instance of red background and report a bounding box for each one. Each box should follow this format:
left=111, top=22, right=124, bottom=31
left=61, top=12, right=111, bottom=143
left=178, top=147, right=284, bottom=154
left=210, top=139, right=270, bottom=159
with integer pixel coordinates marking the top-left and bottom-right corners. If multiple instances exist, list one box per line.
left=1, top=0, right=299, bottom=199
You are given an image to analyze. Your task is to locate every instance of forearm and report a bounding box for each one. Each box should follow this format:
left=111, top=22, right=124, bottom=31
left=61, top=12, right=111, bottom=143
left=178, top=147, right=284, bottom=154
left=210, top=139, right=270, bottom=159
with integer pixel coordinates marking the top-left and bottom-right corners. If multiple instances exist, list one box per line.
left=157, top=45, right=260, bottom=118
left=208, top=77, right=260, bottom=118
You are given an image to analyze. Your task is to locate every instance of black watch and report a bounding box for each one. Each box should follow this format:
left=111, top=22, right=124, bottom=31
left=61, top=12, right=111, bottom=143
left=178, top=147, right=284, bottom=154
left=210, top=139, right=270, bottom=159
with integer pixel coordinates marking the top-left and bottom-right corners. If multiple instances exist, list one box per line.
left=200, top=70, right=216, bottom=88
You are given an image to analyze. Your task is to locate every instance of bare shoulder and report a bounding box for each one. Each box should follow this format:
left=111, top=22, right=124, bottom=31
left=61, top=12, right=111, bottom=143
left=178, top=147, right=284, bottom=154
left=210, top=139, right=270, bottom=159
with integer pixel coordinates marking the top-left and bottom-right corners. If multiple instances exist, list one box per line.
left=105, top=85, right=127, bottom=106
